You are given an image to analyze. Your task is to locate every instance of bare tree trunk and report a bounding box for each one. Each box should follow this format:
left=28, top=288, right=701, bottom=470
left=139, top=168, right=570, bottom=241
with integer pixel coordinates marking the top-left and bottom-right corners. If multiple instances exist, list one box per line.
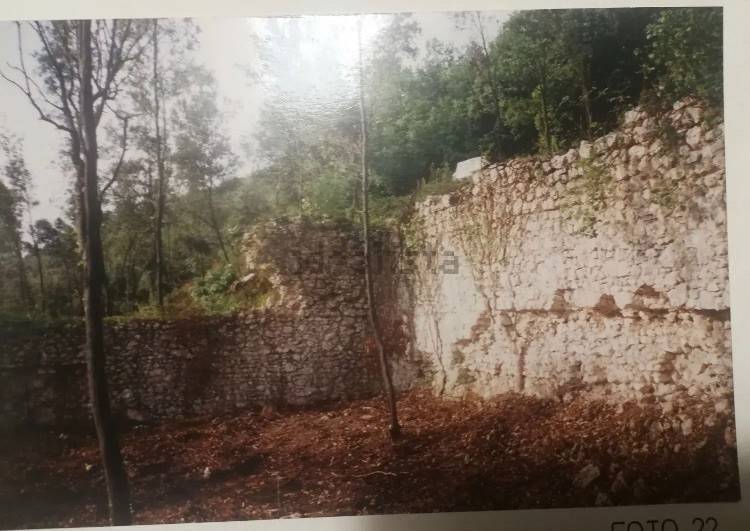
left=539, top=65, right=553, bottom=153
left=358, top=20, right=400, bottom=440
left=12, top=233, right=33, bottom=312
left=579, top=55, right=593, bottom=139
left=540, top=93, right=552, bottom=153
left=351, top=176, right=359, bottom=224
left=30, top=231, right=46, bottom=314
left=23, top=205, right=47, bottom=313
left=152, top=19, right=166, bottom=311
left=60, top=253, right=75, bottom=313
left=161, top=76, right=170, bottom=290
left=78, top=20, right=132, bottom=526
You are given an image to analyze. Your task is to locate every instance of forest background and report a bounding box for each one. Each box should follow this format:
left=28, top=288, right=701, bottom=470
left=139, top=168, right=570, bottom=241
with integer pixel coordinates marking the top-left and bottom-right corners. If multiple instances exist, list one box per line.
left=0, top=7, right=723, bottom=320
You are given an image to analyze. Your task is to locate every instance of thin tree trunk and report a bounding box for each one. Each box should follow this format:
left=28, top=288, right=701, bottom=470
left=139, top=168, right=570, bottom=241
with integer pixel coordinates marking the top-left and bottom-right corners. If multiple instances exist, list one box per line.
left=12, top=233, right=33, bottom=312
left=146, top=166, right=157, bottom=301
left=74, top=166, right=87, bottom=256
left=122, top=236, right=137, bottom=313
left=30, top=235, right=46, bottom=313
left=61, top=255, right=74, bottom=314
left=152, top=19, right=166, bottom=311
left=533, top=53, right=553, bottom=154
left=161, top=76, right=170, bottom=290
left=78, top=20, right=132, bottom=526
left=580, top=56, right=593, bottom=139
left=23, top=206, right=47, bottom=313
left=351, top=176, right=359, bottom=224
left=358, top=20, right=400, bottom=440
left=540, top=75, right=553, bottom=153
left=296, top=140, right=304, bottom=217
left=103, top=270, right=114, bottom=316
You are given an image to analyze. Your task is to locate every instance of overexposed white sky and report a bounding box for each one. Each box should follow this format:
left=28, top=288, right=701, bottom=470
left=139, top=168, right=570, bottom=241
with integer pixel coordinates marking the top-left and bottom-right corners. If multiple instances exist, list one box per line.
left=0, top=11, right=507, bottom=226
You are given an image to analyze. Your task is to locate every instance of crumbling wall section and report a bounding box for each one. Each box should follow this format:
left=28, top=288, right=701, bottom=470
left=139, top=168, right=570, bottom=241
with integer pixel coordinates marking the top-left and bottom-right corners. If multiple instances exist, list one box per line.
left=0, top=221, right=378, bottom=427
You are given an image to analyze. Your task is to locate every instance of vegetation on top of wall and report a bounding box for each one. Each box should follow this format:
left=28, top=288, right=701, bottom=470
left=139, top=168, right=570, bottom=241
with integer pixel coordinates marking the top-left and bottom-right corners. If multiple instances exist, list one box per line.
left=127, top=263, right=276, bottom=319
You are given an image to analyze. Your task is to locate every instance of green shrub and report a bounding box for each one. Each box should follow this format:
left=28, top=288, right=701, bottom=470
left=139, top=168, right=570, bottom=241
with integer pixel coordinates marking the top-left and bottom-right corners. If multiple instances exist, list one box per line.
left=190, top=264, right=240, bottom=315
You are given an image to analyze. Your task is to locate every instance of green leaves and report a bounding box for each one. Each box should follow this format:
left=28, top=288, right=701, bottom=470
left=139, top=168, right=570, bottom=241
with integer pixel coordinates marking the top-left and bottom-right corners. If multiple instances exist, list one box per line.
left=239, top=7, right=723, bottom=243
left=642, top=8, right=723, bottom=107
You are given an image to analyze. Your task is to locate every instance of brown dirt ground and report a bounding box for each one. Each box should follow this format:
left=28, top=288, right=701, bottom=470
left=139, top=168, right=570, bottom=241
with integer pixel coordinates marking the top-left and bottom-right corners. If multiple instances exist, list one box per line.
left=0, top=391, right=740, bottom=529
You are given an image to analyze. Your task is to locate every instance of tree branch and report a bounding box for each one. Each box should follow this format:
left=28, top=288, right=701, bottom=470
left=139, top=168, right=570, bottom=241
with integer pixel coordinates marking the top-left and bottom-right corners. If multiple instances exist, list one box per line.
left=0, top=67, right=72, bottom=134
left=100, top=112, right=131, bottom=198
left=6, top=64, right=66, bottom=113
left=0, top=22, right=72, bottom=133
left=33, top=22, right=79, bottom=136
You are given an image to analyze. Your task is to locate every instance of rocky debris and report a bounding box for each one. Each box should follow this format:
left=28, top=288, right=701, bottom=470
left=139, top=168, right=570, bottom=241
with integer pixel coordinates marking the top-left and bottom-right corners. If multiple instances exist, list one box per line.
left=573, top=464, right=601, bottom=489
left=686, top=126, right=703, bottom=148
left=610, top=470, right=628, bottom=495
left=125, top=408, right=148, bottom=424
left=715, top=397, right=731, bottom=414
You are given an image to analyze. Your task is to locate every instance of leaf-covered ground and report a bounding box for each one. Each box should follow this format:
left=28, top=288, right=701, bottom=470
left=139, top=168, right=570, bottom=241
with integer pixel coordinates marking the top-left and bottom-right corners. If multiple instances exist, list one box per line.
left=0, top=391, right=739, bottom=529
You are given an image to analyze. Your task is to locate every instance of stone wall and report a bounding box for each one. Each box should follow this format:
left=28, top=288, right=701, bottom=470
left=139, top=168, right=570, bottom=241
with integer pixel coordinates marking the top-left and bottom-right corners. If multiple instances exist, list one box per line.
left=0, top=222, right=379, bottom=427
left=0, top=102, right=734, bottom=427
left=390, top=100, right=732, bottom=416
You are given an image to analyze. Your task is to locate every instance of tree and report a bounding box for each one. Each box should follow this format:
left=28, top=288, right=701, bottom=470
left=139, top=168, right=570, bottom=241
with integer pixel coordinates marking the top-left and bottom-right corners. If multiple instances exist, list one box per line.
left=172, top=70, right=237, bottom=263
left=97, top=19, right=200, bottom=313
left=247, top=16, right=363, bottom=220
left=555, top=9, right=656, bottom=138
left=495, top=11, right=572, bottom=154
left=359, top=19, right=400, bottom=440
left=81, top=20, right=140, bottom=525
left=1, top=133, right=46, bottom=313
left=495, top=9, right=658, bottom=152
left=366, top=14, right=504, bottom=193
left=365, top=14, right=426, bottom=195
left=643, top=7, right=723, bottom=107
left=151, top=19, right=167, bottom=309
left=35, top=217, right=81, bottom=316
left=0, top=178, right=32, bottom=313
left=140, top=19, right=197, bottom=308
left=101, top=158, right=155, bottom=313
left=467, top=12, right=505, bottom=160
left=0, top=19, right=150, bottom=524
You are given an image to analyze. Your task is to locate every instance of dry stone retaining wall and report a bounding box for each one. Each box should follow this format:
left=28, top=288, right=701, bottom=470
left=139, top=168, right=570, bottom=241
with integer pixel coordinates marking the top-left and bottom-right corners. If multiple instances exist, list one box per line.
left=392, top=100, right=732, bottom=417
left=0, top=222, right=378, bottom=427
left=0, top=102, right=734, bottom=427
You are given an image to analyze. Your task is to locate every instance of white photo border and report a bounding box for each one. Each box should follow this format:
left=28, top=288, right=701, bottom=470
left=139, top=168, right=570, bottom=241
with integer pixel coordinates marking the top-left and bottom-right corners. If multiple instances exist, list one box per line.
left=0, top=1, right=747, bottom=530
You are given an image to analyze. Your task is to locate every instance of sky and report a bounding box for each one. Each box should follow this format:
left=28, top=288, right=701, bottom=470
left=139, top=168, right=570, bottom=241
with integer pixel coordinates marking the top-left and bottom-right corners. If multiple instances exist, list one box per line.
left=0, top=11, right=508, bottom=226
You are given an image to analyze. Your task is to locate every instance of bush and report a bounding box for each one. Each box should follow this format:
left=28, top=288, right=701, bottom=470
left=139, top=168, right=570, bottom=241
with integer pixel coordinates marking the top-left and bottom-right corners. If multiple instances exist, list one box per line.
left=190, top=264, right=240, bottom=315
